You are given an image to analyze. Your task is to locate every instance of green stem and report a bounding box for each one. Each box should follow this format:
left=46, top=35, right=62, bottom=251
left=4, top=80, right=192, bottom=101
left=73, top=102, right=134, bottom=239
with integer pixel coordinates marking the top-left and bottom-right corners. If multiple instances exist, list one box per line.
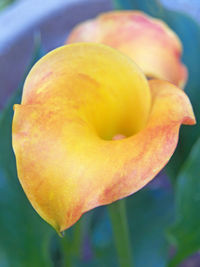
left=61, top=219, right=83, bottom=267
left=71, top=219, right=83, bottom=257
left=60, top=233, right=71, bottom=267
left=108, top=199, right=133, bottom=267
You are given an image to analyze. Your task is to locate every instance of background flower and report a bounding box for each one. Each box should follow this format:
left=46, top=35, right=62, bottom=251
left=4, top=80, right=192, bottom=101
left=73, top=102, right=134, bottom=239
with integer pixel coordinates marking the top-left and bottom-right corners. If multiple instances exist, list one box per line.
left=67, top=11, right=187, bottom=88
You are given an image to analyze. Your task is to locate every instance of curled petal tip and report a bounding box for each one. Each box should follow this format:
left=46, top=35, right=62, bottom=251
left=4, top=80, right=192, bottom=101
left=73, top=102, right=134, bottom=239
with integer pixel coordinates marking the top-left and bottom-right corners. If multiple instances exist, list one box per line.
left=182, top=115, right=196, bottom=125
left=149, top=79, right=196, bottom=125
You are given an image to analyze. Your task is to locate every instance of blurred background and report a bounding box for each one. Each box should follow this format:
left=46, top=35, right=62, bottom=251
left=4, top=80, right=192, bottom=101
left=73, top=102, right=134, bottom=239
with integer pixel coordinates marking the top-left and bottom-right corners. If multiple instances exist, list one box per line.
left=0, top=0, right=200, bottom=266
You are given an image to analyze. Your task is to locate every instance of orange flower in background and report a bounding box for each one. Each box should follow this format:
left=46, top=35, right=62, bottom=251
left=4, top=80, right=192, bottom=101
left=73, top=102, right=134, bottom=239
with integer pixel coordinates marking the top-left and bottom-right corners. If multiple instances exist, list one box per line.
left=67, top=11, right=187, bottom=88
left=12, top=43, right=195, bottom=233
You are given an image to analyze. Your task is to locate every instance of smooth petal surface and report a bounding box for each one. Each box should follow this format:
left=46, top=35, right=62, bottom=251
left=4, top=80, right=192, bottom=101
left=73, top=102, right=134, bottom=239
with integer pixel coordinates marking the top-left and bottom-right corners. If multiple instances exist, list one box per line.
left=12, top=44, right=195, bottom=232
left=67, top=11, right=187, bottom=88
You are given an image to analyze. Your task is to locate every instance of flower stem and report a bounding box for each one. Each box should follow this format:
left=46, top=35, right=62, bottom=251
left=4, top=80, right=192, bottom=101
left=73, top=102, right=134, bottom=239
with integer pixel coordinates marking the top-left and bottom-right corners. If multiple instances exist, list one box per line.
left=108, top=199, right=133, bottom=267
left=61, top=219, right=83, bottom=266
left=71, top=219, right=83, bottom=257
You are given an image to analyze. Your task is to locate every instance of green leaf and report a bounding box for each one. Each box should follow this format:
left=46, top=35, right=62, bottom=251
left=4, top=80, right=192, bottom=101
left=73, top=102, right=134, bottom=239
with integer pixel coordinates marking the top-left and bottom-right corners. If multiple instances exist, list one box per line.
left=168, top=137, right=200, bottom=266
left=0, top=36, right=54, bottom=267
left=114, top=0, right=200, bottom=179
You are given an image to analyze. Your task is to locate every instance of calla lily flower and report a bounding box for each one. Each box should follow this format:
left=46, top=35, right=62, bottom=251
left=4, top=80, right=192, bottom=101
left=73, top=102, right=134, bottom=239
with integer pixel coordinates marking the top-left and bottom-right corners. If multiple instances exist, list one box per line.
left=12, top=43, right=195, bottom=232
left=67, top=11, right=187, bottom=88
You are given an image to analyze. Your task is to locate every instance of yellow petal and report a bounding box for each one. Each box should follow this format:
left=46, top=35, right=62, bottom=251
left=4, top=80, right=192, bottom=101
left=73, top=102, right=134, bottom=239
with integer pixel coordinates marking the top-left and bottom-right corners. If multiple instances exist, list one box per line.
left=12, top=43, right=195, bottom=232
left=67, top=11, right=187, bottom=88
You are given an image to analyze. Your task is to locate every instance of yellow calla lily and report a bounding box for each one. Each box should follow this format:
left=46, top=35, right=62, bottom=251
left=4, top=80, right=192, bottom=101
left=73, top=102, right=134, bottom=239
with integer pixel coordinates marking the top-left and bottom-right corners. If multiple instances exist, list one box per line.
left=12, top=43, right=195, bottom=232
left=67, top=11, right=187, bottom=88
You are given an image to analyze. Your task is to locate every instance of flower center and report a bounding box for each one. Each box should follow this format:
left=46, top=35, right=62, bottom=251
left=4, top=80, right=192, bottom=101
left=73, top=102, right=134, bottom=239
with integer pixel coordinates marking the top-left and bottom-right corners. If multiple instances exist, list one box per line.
left=68, top=45, right=152, bottom=141
left=112, top=134, right=126, bottom=140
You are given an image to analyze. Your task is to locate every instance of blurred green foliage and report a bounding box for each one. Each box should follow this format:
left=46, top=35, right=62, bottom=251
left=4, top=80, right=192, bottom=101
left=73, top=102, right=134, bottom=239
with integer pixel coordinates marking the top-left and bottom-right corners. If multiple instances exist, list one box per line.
left=0, top=0, right=17, bottom=11
left=0, top=37, right=54, bottom=267
left=168, top=137, right=200, bottom=266
left=0, top=0, right=200, bottom=266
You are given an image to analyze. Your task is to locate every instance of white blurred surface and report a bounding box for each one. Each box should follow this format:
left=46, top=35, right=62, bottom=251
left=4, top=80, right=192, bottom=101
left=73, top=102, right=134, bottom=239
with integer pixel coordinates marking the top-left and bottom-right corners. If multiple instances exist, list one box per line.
left=0, top=0, right=113, bottom=108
